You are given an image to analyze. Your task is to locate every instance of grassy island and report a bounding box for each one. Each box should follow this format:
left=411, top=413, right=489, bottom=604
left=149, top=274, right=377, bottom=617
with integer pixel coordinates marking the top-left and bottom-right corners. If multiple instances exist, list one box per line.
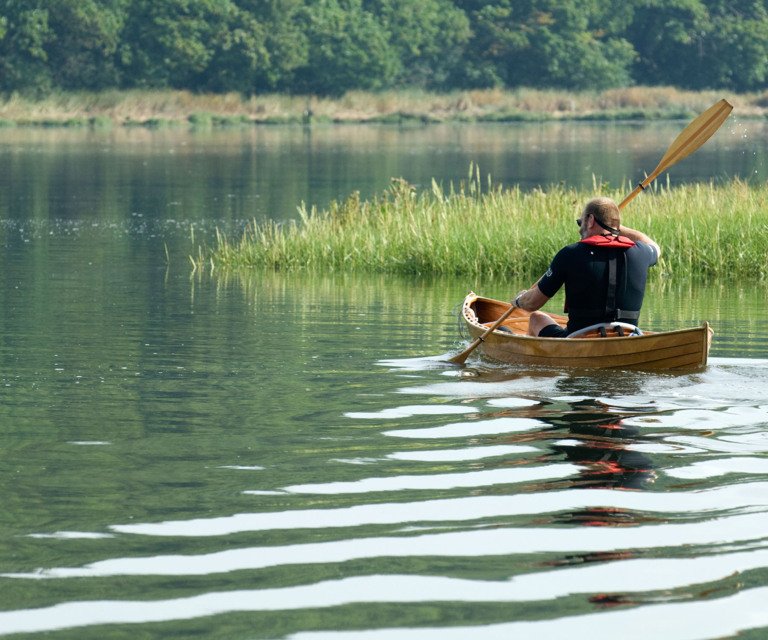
left=2, top=87, right=768, bottom=128
left=194, top=172, right=768, bottom=281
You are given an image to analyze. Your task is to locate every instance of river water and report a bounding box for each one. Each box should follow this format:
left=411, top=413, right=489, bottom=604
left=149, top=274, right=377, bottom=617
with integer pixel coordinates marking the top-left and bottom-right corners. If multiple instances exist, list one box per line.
left=0, top=124, right=767, bottom=639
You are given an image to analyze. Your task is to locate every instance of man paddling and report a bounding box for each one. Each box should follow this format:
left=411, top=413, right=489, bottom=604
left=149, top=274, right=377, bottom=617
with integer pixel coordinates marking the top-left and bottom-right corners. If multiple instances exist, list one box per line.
left=513, top=197, right=660, bottom=337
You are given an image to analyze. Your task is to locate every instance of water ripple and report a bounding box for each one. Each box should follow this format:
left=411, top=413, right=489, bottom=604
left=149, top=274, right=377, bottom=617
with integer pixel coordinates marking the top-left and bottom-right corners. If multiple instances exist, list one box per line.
left=2, top=569, right=768, bottom=637
left=4, top=348, right=768, bottom=639
left=384, top=416, right=546, bottom=439
left=104, top=481, right=768, bottom=537
left=264, top=463, right=577, bottom=495
left=8, top=509, right=768, bottom=580
left=289, top=585, right=768, bottom=640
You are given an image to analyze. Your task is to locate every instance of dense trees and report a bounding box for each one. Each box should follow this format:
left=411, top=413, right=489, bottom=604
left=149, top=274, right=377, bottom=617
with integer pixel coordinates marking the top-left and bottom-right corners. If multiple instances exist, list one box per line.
left=630, top=0, right=768, bottom=92
left=1, top=0, right=766, bottom=96
left=454, top=1, right=636, bottom=90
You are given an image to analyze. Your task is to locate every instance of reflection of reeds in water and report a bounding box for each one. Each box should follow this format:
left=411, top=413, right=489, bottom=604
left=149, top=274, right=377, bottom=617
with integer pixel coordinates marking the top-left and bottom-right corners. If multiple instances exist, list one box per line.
left=198, top=269, right=472, bottom=310
left=197, top=174, right=768, bottom=281
left=191, top=269, right=499, bottom=354
left=194, top=237, right=768, bottom=359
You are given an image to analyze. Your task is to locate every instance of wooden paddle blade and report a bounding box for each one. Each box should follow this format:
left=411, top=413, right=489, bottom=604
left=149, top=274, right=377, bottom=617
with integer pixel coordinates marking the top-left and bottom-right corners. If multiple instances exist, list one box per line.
left=655, top=98, right=733, bottom=176
left=448, top=337, right=482, bottom=365
left=618, top=98, right=732, bottom=210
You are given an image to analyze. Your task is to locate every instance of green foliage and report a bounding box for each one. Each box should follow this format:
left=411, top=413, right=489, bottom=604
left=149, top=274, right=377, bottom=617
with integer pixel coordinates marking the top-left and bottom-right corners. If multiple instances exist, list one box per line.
left=243, top=0, right=309, bottom=92
left=366, top=0, right=471, bottom=89
left=89, top=114, right=113, bottom=128
left=0, top=1, right=54, bottom=95
left=188, top=111, right=214, bottom=127
left=45, top=0, right=128, bottom=90
left=2, top=0, right=768, bottom=95
left=699, top=2, right=768, bottom=91
left=455, top=0, right=636, bottom=90
left=629, top=0, right=768, bottom=91
left=119, top=0, right=271, bottom=92
left=292, top=0, right=399, bottom=96
left=629, top=0, right=709, bottom=88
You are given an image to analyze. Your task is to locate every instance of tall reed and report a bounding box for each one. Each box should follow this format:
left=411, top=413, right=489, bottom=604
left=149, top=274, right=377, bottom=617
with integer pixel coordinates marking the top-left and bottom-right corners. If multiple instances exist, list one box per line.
left=198, top=173, right=768, bottom=281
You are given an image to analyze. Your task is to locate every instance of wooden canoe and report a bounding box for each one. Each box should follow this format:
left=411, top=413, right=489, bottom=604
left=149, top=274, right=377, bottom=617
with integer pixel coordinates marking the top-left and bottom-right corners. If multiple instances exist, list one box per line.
left=460, top=292, right=712, bottom=371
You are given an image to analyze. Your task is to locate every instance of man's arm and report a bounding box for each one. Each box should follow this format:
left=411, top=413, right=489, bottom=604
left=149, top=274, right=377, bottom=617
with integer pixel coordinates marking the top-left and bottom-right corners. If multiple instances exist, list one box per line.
left=514, top=284, right=550, bottom=311
left=619, top=225, right=661, bottom=259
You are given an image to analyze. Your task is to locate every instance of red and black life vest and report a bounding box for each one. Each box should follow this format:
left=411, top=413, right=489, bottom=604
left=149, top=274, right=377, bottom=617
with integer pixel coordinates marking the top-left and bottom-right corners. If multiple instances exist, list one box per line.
left=568, top=234, right=639, bottom=322
left=579, top=234, right=635, bottom=250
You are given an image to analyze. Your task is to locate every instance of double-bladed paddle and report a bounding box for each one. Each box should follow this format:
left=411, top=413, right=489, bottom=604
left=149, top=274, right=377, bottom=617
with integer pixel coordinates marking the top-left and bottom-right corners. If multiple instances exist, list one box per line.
left=449, top=98, right=733, bottom=366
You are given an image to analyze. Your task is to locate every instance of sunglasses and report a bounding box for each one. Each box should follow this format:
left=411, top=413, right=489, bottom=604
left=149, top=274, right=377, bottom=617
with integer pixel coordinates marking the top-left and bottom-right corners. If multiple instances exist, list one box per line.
left=576, top=213, right=591, bottom=227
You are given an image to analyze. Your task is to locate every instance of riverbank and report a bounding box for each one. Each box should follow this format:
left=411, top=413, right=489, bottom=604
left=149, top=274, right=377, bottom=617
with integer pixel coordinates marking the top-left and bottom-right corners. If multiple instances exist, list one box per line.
left=1, top=87, right=766, bottom=128
left=192, top=176, right=768, bottom=280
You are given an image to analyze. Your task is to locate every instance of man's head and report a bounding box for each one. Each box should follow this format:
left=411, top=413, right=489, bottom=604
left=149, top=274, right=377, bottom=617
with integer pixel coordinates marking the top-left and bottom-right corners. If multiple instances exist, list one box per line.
left=578, top=197, right=620, bottom=239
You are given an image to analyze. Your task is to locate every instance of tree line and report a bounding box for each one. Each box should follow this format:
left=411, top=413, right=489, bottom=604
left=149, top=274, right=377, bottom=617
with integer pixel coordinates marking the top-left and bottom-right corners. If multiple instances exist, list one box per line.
left=1, top=0, right=766, bottom=98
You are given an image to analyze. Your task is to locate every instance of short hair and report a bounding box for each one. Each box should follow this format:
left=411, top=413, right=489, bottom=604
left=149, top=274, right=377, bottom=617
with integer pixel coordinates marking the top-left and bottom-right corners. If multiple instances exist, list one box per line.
left=583, top=197, right=620, bottom=228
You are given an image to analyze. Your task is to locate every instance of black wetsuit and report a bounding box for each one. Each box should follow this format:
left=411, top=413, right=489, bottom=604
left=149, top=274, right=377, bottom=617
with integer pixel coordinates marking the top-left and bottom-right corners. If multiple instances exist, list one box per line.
left=537, top=240, right=658, bottom=334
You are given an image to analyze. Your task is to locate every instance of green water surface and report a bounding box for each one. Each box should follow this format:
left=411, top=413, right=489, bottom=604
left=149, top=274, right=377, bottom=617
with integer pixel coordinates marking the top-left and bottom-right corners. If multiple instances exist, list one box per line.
left=1, top=126, right=767, bottom=639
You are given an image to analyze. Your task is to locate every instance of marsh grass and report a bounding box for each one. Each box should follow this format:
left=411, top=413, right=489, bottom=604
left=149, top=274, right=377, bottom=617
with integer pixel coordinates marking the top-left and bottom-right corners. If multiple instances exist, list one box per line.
left=197, top=172, right=768, bottom=281
left=2, top=87, right=767, bottom=127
